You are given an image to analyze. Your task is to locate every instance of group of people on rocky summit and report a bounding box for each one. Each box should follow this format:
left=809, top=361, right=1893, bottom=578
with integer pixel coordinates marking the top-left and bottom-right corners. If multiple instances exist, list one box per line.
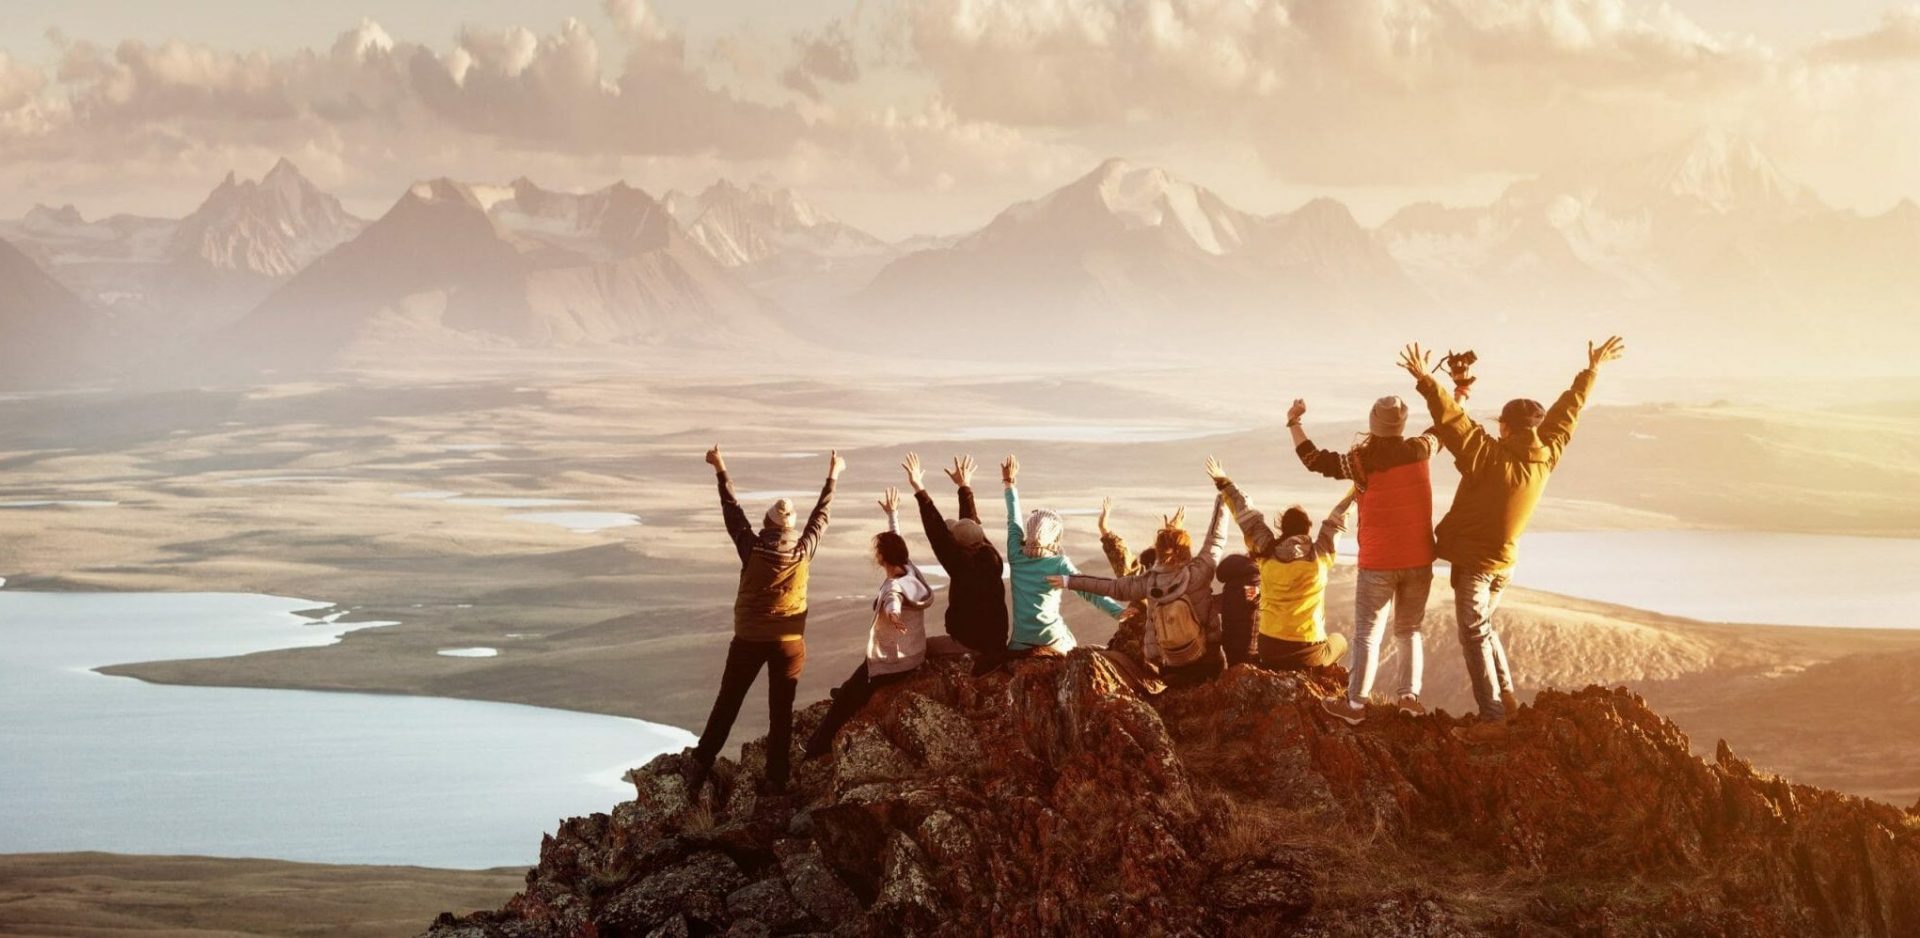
left=683, top=337, right=1628, bottom=794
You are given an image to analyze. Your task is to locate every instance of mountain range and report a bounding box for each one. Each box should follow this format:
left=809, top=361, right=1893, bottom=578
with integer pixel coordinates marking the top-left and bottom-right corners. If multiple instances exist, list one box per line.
left=1, top=131, right=1914, bottom=383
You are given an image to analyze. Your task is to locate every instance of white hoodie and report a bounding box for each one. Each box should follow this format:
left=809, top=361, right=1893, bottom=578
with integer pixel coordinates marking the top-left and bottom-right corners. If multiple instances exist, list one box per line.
left=870, top=507, right=934, bottom=676
left=868, top=562, right=933, bottom=676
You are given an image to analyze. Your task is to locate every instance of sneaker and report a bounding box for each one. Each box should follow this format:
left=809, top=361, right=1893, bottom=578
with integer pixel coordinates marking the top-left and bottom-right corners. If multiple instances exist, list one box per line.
left=1395, top=694, right=1427, bottom=717
left=1501, top=689, right=1521, bottom=717
left=1318, top=695, right=1366, bottom=726
left=1451, top=720, right=1508, bottom=743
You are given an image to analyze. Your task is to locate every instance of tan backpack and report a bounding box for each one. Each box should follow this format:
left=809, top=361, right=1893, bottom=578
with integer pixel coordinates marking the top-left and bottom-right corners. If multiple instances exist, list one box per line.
left=1152, top=593, right=1208, bottom=667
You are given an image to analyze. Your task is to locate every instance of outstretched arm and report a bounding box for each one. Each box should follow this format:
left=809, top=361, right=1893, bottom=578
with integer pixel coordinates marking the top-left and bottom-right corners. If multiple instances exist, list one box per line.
left=1207, top=456, right=1276, bottom=556
left=1198, top=492, right=1229, bottom=564
left=1315, top=488, right=1357, bottom=558
left=1062, top=556, right=1125, bottom=619
left=1095, top=496, right=1136, bottom=575
left=709, top=445, right=754, bottom=564
left=1403, top=343, right=1494, bottom=475
left=796, top=450, right=844, bottom=559
left=945, top=456, right=982, bottom=523
left=1288, top=399, right=1353, bottom=480
left=1539, top=337, right=1621, bottom=466
left=906, top=452, right=963, bottom=566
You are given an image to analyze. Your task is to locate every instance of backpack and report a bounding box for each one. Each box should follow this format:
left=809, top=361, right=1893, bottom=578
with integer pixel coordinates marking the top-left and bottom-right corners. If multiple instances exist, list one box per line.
left=1151, top=592, right=1208, bottom=667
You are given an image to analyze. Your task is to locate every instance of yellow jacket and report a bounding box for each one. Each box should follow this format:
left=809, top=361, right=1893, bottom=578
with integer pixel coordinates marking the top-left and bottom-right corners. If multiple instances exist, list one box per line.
left=1217, top=479, right=1352, bottom=643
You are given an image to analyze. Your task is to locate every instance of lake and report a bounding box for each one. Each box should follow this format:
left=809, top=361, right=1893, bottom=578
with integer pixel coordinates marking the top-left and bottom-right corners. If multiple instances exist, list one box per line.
left=0, top=591, right=693, bottom=869
left=1509, top=530, right=1920, bottom=629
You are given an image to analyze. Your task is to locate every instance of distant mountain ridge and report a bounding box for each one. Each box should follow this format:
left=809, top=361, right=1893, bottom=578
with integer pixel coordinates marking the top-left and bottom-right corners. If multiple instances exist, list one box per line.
left=228, top=176, right=782, bottom=364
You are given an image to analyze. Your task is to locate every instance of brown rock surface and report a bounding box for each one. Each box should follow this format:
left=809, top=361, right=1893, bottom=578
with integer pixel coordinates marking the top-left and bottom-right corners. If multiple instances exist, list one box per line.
left=425, top=652, right=1920, bottom=937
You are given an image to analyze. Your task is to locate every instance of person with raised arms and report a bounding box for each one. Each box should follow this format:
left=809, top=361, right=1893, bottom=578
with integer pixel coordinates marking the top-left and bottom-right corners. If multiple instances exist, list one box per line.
left=1400, top=336, right=1626, bottom=741
left=686, top=445, right=841, bottom=794
left=899, top=452, right=1010, bottom=658
left=1206, top=456, right=1356, bottom=672
left=1050, top=493, right=1231, bottom=688
left=1288, top=395, right=1442, bottom=725
left=1001, top=454, right=1124, bottom=656
left=803, top=487, right=933, bottom=760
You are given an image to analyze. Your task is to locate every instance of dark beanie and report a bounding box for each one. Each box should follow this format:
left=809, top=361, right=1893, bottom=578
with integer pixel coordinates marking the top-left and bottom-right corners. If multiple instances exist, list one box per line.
left=1500, top=398, right=1546, bottom=429
left=1279, top=506, right=1311, bottom=538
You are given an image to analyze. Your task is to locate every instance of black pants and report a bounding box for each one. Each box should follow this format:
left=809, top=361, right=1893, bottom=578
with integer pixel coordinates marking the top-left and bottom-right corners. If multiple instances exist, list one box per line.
left=1221, top=612, right=1258, bottom=667
left=693, top=637, right=806, bottom=784
left=1162, top=647, right=1227, bottom=688
left=803, top=662, right=913, bottom=759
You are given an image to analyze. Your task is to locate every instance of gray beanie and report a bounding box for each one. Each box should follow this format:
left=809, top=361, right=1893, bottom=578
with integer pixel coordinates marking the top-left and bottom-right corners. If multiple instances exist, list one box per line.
left=1370, top=395, right=1408, bottom=437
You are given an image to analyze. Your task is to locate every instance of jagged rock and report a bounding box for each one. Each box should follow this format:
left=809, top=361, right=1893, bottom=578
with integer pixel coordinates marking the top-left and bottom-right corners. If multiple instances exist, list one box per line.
left=425, top=651, right=1920, bottom=937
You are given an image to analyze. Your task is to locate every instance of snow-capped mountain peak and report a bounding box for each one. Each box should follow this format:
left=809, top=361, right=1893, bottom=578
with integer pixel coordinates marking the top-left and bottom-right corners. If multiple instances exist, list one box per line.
left=991, top=158, right=1247, bottom=256
left=1627, top=128, right=1808, bottom=215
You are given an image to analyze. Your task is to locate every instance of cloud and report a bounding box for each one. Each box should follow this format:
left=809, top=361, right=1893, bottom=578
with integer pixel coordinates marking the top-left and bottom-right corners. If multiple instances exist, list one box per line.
left=781, top=24, right=862, bottom=100
left=1809, top=6, right=1920, bottom=64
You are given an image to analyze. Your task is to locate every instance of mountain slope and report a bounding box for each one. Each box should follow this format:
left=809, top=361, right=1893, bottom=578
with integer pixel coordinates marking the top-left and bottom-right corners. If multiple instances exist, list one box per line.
left=667, top=180, right=889, bottom=270
left=0, top=237, right=106, bottom=388
left=169, top=158, right=363, bottom=278
left=424, top=653, right=1920, bottom=936
left=0, top=160, right=363, bottom=332
left=856, top=159, right=1417, bottom=357
left=229, top=178, right=784, bottom=365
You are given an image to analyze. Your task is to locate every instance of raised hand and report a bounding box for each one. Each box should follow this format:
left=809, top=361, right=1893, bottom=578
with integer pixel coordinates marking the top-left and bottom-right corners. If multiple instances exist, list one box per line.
left=1001, top=454, right=1019, bottom=486
left=1588, top=336, right=1626, bottom=370
left=828, top=450, right=847, bottom=480
left=902, top=452, right=925, bottom=492
left=1097, top=496, right=1113, bottom=537
left=1044, top=575, right=1068, bottom=590
left=877, top=486, right=900, bottom=514
left=704, top=444, right=726, bottom=473
left=1204, top=455, right=1228, bottom=483
left=1287, top=399, right=1307, bottom=424
left=1397, top=343, right=1432, bottom=380
left=1164, top=506, right=1186, bottom=529
left=945, top=455, right=975, bottom=488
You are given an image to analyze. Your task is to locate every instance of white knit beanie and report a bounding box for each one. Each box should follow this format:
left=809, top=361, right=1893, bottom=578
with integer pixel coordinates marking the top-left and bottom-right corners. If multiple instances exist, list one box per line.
left=1370, top=395, right=1409, bottom=438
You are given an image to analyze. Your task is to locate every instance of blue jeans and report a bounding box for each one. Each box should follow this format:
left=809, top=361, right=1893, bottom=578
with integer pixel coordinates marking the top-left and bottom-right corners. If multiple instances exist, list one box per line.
left=1345, top=565, right=1433, bottom=703
left=1451, top=567, right=1515, bottom=722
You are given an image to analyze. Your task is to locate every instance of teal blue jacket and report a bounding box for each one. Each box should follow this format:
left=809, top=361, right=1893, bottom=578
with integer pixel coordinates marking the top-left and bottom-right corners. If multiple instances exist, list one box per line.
left=1004, top=485, right=1124, bottom=650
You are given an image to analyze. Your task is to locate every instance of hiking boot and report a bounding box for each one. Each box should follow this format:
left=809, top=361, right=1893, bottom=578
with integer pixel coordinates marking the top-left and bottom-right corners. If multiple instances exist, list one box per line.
left=682, top=756, right=712, bottom=795
left=1501, top=689, right=1521, bottom=717
left=1395, top=694, right=1427, bottom=717
left=1318, top=695, right=1366, bottom=726
left=1451, top=720, right=1508, bottom=744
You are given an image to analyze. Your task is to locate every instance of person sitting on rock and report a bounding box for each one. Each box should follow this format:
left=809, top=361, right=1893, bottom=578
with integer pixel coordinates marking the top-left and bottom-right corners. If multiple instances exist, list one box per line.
left=1399, top=336, right=1625, bottom=742
left=803, top=487, right=933, bottom=760
left=1001, top=454, right=1124, bottom=656
left=1215, top=552, right=1261, bottom=668
left=1289, top=394, right=1441, bottom=725
left=900, top=452, right=1010, bottom=657
left=1051, top=495, right=1231, bottom=688
left=1206, top=456, right=1355, bottom=673
left=687, top=445, right=841, bottom=794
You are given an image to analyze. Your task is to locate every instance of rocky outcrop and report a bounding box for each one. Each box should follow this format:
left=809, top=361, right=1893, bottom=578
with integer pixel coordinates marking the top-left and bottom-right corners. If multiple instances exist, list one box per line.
left=425, top=652, right=1920, bottom=937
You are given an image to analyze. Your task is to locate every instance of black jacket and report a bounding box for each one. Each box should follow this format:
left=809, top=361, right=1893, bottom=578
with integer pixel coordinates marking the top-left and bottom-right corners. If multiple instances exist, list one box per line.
left=1215, top=553, right=1261, bottom=667
left=914, top=487, right=1011, bottom=654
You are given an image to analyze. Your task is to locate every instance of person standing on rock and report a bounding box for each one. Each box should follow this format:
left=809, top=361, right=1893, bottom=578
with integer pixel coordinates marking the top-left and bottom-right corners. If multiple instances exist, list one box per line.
left=1049, top=494, right=1232, bottom=688
left=899, top=453, right=1010, bottom=657
left=1002, top=454, right=1125, bottom=656
left=803, top=487, right=932, bottom=760
left=688, top=445, right=841, bottom=794
left=1206, top=457, right=1356, bottom=672
left=1289, top=395, right=1441, bottom=725
left=1400, top=337, right=1626, bottom=742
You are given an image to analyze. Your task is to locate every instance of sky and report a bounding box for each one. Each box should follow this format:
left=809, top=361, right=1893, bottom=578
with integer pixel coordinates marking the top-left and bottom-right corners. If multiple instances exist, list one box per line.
left=0, top=1, right=1916, bottom=239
